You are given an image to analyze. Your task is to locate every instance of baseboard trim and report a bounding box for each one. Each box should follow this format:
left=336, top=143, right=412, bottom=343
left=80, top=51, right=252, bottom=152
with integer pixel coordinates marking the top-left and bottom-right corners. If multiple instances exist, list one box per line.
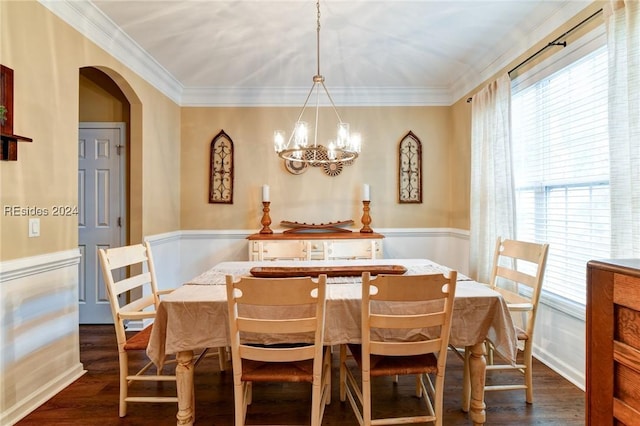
left=533, top=347, right=585, bottom=391
left=1, top=364, right=86, bottom=426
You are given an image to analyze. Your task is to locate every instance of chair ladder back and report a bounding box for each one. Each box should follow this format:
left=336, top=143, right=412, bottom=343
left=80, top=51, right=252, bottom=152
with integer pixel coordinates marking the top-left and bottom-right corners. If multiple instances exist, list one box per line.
left=370, top=339, right=443, bottom=357
left=344, top=270, right=457, bottom=425
left=362, top=271, right=457, bottom=356
left=98, top=243, right=161, bottom=345
left=478, top=238, right=550, bottom=404
left=119, top=294, right=157, bottom=317
left=225, top=274, right=330, bottom=425
left=102, top=243, right=149, bottom=270
left=240, top=344, right=317, bottom=363
left=370, top=274, right=452, bottom=301
left=112, top=272, right=153, bottom=297
left=97, top=241, right=184, bottom=418
left=370, top=311, right=446, bottom=329
left=226, top=274, right=327, bottom=353
left=231, top=276, right=320, bottom=305
left=237, top=317, right=318, bottom=334
left=491, top=238, right=549, bottom=303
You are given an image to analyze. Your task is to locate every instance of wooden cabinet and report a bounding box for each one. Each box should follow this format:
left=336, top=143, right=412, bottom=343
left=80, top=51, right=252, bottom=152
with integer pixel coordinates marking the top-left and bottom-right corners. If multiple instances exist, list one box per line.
left=586, top=259, right=640, bottom=425
left=247, top=232, right=384, bottom=261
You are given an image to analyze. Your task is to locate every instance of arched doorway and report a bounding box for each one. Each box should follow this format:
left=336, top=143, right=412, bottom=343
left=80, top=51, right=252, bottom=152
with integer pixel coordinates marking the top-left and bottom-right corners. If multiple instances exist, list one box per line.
left=77, top=66, right=142, bottom=324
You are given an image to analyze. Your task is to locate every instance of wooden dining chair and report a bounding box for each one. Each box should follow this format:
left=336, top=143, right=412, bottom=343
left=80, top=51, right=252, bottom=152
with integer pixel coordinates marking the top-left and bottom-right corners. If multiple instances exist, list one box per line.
left=225, top=274, right=331, bottom=426
left=325, top=240, right=377, bottom=260
left=257, top=240, right=312, bottom=260
left=339, top=271, right=457, bottom=425
left=462, top=237, right=549, bottom=405
left=98, top=241, right=212, bottom=417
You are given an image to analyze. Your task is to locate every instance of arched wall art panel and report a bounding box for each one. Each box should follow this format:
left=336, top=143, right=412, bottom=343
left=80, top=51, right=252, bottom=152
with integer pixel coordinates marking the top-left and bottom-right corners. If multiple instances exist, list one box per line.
left=398, top=130, right=422, bottom=203
left=209, top=129, right=234, bottom=204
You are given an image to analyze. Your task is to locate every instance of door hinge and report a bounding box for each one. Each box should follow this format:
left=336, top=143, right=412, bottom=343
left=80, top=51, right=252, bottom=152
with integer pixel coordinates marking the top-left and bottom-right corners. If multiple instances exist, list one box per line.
left=117, top=217, right=122, bottom=227
left=116, top=144, right=123, bottom=155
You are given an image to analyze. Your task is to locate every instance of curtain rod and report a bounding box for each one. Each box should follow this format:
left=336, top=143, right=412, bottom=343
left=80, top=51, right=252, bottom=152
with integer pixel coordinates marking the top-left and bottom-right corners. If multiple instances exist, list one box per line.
left=467, top=7, right=603, bottom=103
left=508, top=8, right=603, bottom=75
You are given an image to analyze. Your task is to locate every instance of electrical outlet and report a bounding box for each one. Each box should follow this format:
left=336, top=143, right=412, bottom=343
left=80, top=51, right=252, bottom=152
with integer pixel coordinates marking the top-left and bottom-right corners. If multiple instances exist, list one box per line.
left=29, top=218, right=40, bottom=237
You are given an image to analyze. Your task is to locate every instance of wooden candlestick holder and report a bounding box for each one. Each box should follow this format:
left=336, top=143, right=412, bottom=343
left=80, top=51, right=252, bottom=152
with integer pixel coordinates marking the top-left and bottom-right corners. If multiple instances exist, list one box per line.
left=360, top=200, right=373, bottom=233
left=259, top=201, right=273, bottom=234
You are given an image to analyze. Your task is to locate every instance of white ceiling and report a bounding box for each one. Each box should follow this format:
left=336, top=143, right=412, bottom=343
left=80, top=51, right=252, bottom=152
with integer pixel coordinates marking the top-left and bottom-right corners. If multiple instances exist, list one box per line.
left=43, top=0, right=593, bottom=106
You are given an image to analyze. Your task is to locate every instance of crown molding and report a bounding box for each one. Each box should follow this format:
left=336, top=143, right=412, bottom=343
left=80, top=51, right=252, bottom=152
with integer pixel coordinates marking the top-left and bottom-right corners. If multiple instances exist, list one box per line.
left=38, top=0, right=183, bottom=104
left=39, top=0, right=591, bottom=107
left=37, top=0, right=453, bottom=107
left=180, top=86, right=452, bottom=107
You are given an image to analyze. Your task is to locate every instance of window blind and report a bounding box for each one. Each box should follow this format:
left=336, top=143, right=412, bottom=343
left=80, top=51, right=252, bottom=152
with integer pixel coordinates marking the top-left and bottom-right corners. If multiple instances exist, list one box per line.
left=511, top=46, right=609, bottom=307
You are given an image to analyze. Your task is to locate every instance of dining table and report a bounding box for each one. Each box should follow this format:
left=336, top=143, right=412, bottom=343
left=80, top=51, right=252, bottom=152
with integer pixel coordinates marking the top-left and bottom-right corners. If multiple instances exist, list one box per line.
left=147, top=258, right=518, bottom=426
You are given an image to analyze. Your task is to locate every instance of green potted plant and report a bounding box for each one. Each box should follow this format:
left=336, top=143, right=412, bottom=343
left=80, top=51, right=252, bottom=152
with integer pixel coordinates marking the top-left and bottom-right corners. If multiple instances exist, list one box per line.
left=0, top=105, right=6, bottom=126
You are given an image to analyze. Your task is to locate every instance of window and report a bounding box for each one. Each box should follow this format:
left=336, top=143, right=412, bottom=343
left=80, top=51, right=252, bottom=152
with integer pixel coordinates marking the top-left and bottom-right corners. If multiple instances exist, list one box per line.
left=511, top=43, right=609, bottom=314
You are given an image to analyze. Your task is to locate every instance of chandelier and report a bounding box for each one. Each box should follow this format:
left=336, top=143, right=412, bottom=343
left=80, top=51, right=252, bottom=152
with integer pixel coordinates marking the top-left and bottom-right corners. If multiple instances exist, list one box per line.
left=274, top=0, right=361, bottom=165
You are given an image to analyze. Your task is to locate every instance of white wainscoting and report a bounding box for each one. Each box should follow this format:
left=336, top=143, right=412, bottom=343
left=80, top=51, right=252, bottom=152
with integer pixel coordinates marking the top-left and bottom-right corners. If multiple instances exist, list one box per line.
left=145, top=229, right=251, bottom=291
left=0, top=229, right=582, bottom=425
left=379, top=228, right=470, bottom=274
left=0, top=249, right=85, bottom=426
left=145, top=228, right=471, bottom=289
left=533, top=303, right=585, bottom=390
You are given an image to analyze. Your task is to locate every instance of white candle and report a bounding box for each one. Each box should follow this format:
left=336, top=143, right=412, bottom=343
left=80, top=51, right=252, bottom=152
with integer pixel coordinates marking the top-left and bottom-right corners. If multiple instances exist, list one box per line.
left=362, top=184, right=370, bottom=201
left=262, top=184, right=270, bottom=202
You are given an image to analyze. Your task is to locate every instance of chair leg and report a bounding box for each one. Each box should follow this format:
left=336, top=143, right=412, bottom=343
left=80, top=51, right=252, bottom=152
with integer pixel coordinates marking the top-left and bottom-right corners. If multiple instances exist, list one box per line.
left=118, top=350, right=128, bottom=417
left=324, top=346, right=332, bottom=405
left=415, top=374, right=422, bottom=397
left=339, top=345, right=347, bottom=401
left=240, top=381, right=254, bottom=425
left=218, top=347, right=228, bottom=371
left=362, top=370, right=372, bottom=426
left=311, top=367, right=323, bottom=426
left=434, top=372, right=444, bottom=426
left=524, top=342, right=534, bottom=403
left=486, top=340, right=494, bottom=365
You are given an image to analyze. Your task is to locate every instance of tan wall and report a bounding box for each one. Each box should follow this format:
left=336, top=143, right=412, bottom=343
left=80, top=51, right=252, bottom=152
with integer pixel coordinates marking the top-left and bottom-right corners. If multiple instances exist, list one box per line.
left=181, top=106, right=457, bottom=230
left=1, top=0, right=604, bottom=261
left=79, top=68, right=129, bottom=123
left=449, top=98, right=472, bottom=230
left=0, top=1, right=181, bottom=261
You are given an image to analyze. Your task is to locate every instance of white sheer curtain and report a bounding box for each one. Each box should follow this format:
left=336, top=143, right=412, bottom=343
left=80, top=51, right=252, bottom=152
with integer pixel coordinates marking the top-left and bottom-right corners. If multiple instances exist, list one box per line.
left=469, top=73, right=515, bottom=283
left=606, top=0, right=640, bottom=257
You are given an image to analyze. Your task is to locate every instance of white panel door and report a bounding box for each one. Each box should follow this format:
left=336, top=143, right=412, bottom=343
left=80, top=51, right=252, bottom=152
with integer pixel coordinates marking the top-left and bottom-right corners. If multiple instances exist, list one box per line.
left=78, top=123, right=126, bottom=324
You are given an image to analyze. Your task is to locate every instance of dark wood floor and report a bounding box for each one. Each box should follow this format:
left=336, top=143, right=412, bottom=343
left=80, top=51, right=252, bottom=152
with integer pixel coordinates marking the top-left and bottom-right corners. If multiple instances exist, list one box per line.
left=17, top=325, right=585, bottom=425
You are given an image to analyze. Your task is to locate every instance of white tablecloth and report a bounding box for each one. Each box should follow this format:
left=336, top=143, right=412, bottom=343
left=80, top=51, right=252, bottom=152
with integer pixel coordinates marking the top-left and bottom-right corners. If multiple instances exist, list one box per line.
left=147, top=259, right=517, bottom=368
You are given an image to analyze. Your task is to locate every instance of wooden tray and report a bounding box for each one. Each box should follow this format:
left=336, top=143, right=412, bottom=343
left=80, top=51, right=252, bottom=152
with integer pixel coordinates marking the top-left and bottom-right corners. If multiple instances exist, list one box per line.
left=249, top=265, right=407, bottom=278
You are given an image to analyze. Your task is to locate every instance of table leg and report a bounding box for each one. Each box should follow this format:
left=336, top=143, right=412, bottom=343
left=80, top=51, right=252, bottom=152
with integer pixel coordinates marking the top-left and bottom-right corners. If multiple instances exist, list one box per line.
left=467, top=342, right=487, bottom=425
left=176, top=350, right=195, bottom=426
left=462, top=346, right=471, bottom=412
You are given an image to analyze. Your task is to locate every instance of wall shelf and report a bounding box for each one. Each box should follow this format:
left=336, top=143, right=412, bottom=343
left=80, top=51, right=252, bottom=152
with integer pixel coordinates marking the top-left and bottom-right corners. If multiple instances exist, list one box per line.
left=1, top=133, right=33, bottom=161
left=1, top=65, right=33, bottom=161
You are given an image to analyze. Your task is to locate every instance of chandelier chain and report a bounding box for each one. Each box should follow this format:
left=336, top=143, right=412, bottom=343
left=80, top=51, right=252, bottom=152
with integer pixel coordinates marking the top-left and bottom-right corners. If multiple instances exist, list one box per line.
left=316, top=0, right=321, bottom=78
left=272, top=0, right=362, bottom=166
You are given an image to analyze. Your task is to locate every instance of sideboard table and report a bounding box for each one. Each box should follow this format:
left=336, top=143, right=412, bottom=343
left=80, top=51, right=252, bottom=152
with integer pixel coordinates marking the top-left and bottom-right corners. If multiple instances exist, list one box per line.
left=247, top=232, right=384, bottom=260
